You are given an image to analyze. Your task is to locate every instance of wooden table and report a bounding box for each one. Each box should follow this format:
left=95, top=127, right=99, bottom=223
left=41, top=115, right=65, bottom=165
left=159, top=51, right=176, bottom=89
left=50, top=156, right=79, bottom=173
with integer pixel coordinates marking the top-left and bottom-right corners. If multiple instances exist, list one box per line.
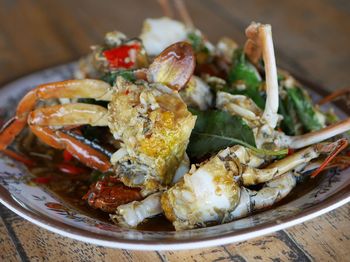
left=0, top=0, right=349, bottom=261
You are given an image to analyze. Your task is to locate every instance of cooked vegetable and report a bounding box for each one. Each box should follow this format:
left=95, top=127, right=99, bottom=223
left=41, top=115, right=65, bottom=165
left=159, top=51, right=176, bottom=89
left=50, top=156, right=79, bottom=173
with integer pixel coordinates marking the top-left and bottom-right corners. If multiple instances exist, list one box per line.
left=101, top=70, right=136, bottom=85
left=226, top=49, right=265, bottom=108
left=287, top=86, right=324, bottom=132
left=187, top=109, right=255, bottom=160
left=278, top=96, right=301, bottom=136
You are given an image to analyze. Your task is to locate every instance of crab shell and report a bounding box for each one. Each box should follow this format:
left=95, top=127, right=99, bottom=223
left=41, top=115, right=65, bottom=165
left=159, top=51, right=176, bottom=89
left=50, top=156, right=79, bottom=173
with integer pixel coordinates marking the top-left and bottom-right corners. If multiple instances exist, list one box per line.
left=161, top=150, right=240, bottom=230
left=108, top=77, right=196, bottom=195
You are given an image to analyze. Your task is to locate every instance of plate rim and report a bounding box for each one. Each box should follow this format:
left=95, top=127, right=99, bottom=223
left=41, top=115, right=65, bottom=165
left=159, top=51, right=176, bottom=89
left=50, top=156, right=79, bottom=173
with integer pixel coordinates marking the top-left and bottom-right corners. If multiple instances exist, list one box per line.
left=1, top=184, right=349, bottom=250
left=0, top=63, right=349, bottom=250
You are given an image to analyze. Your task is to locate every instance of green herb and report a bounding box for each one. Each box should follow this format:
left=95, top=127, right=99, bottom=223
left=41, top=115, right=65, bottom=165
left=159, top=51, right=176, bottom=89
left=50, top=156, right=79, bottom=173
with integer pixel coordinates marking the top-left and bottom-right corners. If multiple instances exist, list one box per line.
left=278, top=95, right=301, bottom=136
left=101, top=70, right=136, bottom=85
left=187, top=32, right=202, bottom=51
left=187, top=32, right=209, bottom=53
left=277, top=73, right=285, bottom=82
left=226, top=49, right=265, bottom=108
left=287, top=87, right=323, bottom=132
left=187, top=109, right=287, bottom=160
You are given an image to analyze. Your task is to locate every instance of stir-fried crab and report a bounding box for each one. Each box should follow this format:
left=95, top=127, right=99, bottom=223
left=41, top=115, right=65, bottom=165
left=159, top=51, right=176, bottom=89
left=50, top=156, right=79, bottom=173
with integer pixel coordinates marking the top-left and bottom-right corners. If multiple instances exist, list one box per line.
left=161, top=139, right=347, bottom=230
left=110, top=21, right=350, bottom=229
left=112, top=138, right=348, bottom=229
left=1, top=0, right=350, bottom=231
left=0, top=41, right=196, bottom=204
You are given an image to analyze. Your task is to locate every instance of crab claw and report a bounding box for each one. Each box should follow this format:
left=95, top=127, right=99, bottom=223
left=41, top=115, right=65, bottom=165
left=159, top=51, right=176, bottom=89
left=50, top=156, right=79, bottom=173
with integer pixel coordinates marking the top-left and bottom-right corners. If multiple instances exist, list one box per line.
left=83, top=176, right=143, bottom=213
left=148, top=41, right=195, bottom=91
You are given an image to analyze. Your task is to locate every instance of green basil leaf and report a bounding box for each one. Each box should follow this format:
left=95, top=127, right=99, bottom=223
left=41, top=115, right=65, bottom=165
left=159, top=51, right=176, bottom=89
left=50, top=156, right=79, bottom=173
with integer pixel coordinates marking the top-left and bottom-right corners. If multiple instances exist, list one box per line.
left=187, top=109, right=256, bottom=160
left=278, top=95, right=302, bottom=136
left=187, top=32, right=209, bottom=54
left=287, top=87, right=323, bottom=132
left=101, top=70, right=136, bottom=85
left=226, top=49, right=265, bottom=108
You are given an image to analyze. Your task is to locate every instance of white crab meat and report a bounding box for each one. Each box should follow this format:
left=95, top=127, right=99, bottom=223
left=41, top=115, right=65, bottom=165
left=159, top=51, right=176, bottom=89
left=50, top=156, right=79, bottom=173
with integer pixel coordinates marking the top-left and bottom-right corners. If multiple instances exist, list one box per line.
left=161, top=152, right=240, bottom=230
left=140, top=17, right=188, bottom=56
left=172, top=153, right=190, bottom=184
left=216, top=37, right=238, bottom=62
left=216, top=92, right=262, bottom=122
left=111, top=192, right=163, bottom=228
left=180, top=76, right=213, bottom=110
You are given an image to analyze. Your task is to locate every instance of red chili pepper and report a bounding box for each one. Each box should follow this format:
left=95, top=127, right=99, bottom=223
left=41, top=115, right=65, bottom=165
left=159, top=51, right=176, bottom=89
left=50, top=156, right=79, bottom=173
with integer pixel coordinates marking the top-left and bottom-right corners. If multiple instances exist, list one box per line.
left=63, top=149, right=73, bottom=162
left=32, top=177, right=51, bottom=184
left=3, top=149, right=36, bottom=167
left=57, top=163, right=87, bottom=175
left=103, top=43, right=141, bottom=69
left=287, top=148, right=295, bottom=155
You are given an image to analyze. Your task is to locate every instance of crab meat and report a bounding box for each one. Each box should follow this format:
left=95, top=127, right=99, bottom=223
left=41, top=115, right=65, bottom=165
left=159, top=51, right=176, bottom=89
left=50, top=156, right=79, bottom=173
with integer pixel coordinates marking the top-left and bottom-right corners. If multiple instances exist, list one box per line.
left=140, top=17, right=188, bottom=56
left=0, top=42, right=196, bottom=197
left=111, top=192, right=163, bottom=227
left=162, top=140, right=346, bottom=230
left=83, top=176, right=142, bottom=213
left=180, top=76, right=213, bottom=110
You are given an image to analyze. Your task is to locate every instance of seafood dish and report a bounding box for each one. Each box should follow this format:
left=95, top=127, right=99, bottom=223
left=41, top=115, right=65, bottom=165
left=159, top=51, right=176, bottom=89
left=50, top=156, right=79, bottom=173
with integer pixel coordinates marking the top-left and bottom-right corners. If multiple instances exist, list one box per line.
left=0, top=1, right=349, bottom=231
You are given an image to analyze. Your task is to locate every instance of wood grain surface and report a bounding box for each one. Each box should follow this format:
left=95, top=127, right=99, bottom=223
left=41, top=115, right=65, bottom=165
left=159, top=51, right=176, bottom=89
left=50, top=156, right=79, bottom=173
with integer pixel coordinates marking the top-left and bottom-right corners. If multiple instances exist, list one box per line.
left=0, top=0, right=349, bottom=261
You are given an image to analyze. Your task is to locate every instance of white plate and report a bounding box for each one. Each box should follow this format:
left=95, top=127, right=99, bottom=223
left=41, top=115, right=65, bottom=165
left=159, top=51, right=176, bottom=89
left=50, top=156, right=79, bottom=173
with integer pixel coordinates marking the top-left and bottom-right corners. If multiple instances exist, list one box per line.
left=0, top=63, right=349, bottom=250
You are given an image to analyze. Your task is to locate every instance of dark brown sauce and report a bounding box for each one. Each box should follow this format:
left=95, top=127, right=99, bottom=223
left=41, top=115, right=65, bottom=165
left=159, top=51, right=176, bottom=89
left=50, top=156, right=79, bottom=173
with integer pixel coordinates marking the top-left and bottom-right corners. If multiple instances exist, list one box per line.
left=15, top=129, right=174, bottom=231
left=46, top=170, right=174, bottom=231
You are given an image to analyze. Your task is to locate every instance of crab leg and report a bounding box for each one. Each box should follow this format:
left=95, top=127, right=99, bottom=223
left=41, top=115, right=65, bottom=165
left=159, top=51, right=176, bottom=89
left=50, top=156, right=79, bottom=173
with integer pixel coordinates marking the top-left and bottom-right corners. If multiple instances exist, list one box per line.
left=318, top=87, right=350, bottom=105
left=157, top=0, right=173, bottom=18
left=277, top=118, right=350, bottom=149
left=25, top=103, right=111, bottom=171
left=231, top=150, right=350, bottom=220
left=244, top=23, right=279, bottom=129
left=30, top=126, right=111, bottom=171
left=241, top=139, right=346, bottom=185
left=260, top=25, right=279, bottom=129
left=157, top=0, right=193, bottom=27
left=173, top=0, right=194, bottom=28
left=0, top=79, right=112, bottom=150
left=28, top=103, right=109, bottom=127
left=230, top=172, right=297, bottom=220
left=83, top=177, right=143, bottom=213
left=161, top=139, right=347, bottom=230
left=111, top=192, right=163, bottom=228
